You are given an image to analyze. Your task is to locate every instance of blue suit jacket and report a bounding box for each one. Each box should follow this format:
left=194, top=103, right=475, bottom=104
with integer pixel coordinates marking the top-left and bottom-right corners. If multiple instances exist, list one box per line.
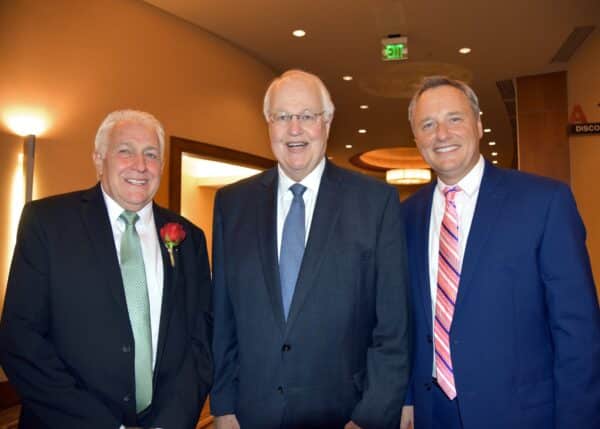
left=404, top=162, right=600, bottom=429
left=211, top=162, right=411, bottom=429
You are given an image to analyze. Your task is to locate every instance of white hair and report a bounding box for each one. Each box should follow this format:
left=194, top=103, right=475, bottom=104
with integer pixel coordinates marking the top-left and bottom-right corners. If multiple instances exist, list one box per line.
left=263, top=69, right=335, bottom=121
left=94, top=109, right=165, bottom=158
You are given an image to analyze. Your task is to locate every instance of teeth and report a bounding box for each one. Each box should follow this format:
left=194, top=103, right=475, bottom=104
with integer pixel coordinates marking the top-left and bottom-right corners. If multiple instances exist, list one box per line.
left=126, top=179, right=147, bottom=185
left=435, top=145, right=457, bottom=153
left=286, top=142, right=307, bottom=148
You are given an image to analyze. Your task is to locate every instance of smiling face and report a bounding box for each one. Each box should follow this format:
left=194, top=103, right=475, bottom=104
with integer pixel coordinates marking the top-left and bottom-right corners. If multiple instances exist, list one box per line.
left=267, top=76, right=330, bottom=182
left=411, top=85, right=483, bottom=185
left=93, top=119, right=162, bottom=211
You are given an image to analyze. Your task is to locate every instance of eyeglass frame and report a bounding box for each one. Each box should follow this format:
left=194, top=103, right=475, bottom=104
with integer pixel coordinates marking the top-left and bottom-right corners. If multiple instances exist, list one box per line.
left=267, top=111, right=330, bottom=126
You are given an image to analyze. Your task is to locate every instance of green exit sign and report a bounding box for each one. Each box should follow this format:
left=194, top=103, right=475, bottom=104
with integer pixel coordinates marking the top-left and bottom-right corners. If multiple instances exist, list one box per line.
left=382, top=36, right=408, bottom=61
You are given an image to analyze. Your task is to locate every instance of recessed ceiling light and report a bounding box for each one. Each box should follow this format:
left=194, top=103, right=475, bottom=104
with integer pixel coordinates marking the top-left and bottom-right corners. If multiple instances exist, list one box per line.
left=459, top=47, right=472, bottom=54
left=492, top=160, right=498, bottom=164
left=342, top=75, right=353, bottom=81
left=491, top=151, right=498, bottom=156
left=479, top=111, right=483, bottom=115
left=488, top=141, right=496, bottom=146
left=327, top=156, right=333, bottom=160
left=360, top=105, right=369, bottom=110
left=292, top=29, right=306, bottom=38
left=358, top=129, right=367, bottom=134
left=345, top=144, right=353, bottom=149
left=484, top=128, right=491, bottom=133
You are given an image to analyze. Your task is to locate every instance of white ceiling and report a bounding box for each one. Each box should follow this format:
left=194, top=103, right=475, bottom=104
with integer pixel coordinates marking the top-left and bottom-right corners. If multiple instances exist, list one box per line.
left=144, top=0, right=599, bottom=173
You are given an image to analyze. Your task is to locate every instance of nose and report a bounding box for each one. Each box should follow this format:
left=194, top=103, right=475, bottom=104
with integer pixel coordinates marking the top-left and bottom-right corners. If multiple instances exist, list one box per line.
left=132, top=153, right=147, bottom=171
left=435, top=123, right=450, bottom=141
left=287, top=117, right=303, bottom=135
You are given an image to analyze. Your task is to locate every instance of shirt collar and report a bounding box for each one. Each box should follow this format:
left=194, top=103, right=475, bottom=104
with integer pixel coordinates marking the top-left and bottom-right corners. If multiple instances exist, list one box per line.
left=277, top=157, right=326, bottom=196
left=100, top=185, right=154, bottom=227
left=436, top=155, right=485, bottom=198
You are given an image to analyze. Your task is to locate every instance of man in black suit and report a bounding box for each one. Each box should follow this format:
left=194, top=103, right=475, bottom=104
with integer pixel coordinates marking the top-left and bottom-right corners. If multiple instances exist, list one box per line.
left=0, top=110, right=212, bottom=428
left=211, top=70, right=411, bottom=429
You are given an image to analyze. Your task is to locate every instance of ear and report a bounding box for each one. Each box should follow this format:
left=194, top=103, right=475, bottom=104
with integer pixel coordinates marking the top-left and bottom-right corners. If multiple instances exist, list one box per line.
left=477, top=117, right=483, bottom=139
left=92, top=151, right=103, bottom=177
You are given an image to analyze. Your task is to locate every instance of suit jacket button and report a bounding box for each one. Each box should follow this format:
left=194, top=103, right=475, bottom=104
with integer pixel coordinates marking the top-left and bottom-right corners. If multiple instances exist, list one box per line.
left=122, top=345, right=131, bottom=353
left=281, top=344, right=291, bottom=352
left=424, top=382, right=432, bottom=391
left=277, top=386, right=284, bottom=394
left=123, top=394, right=131, bottom=402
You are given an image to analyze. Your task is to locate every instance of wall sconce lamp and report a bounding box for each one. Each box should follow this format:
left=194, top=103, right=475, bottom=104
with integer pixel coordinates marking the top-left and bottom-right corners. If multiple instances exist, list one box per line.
left=5, top=113, right=47, bottom=202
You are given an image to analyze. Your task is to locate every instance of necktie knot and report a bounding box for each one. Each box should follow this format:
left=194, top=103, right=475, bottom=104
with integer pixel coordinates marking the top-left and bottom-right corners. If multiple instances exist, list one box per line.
left=290, top=183, right=307, bottom=198
left=443, top=186, right=460, bottom=202
left=120, top=210, right=139, bottom=226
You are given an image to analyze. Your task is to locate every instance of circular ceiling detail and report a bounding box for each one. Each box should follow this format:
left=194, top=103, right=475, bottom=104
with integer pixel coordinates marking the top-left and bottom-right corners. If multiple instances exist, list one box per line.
left=358, top=62, right=473, bottom=99
left=351, top=147, right=429, bottom=171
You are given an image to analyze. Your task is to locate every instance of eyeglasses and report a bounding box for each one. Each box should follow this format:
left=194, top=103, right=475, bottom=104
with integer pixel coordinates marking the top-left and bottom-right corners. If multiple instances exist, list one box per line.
left=268, top=111, right=326, bottom=126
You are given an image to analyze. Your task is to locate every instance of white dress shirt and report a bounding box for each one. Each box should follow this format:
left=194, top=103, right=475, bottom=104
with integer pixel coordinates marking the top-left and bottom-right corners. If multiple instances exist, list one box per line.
left=102, top=189, right=163, bottom=370
left=276, top=157, right=326, bottom=259
left=428, top=155, right=485, bottom=375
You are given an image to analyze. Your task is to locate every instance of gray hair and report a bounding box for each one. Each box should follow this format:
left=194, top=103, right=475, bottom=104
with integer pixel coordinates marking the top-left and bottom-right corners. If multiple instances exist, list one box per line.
left=94, top=109, right=165, bottom=158
left=263, top=69, right=335, bottom=121
left=408, top=76, right=481, bottom=125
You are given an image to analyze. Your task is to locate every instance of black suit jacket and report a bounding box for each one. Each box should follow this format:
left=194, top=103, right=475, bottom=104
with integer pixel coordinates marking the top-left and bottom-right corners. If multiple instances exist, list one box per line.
left=0, top=184, right=213, bottom=429
left=211, top=162, right=411, bottom=429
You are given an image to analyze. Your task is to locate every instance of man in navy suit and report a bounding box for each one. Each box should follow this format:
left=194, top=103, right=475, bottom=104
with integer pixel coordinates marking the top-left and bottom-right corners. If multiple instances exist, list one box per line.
left=400, top=76, right=600, bottom=429
left=211, top=70, right=411, bottom=429
left=0, top=110, right=212, bottom=428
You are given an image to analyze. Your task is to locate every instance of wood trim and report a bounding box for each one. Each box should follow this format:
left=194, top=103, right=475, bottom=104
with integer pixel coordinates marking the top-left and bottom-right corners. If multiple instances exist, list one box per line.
left=168, top=136, right=275, bottom=213
left=0, top=382, right=19, bottom=410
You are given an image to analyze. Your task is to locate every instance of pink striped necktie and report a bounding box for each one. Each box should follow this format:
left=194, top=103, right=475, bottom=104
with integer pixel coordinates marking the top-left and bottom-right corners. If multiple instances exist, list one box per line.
left=435, top=186, right=461, bottom=400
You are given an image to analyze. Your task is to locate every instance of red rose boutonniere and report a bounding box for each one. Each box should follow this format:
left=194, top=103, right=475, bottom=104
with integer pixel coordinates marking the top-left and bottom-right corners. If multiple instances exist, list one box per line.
left=160, top=222, right=186, bottom=267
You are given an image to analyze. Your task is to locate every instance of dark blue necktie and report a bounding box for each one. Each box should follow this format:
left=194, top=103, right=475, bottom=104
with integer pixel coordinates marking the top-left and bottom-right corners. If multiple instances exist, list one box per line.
left=280, top=183, right=307, bottom=320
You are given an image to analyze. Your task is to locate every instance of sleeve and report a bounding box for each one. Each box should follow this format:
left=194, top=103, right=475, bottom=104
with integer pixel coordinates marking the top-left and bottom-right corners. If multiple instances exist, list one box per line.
left=209, top=191, right=240, bottom=416
left=539, top=184, right=600, bottom=429
left=351, top=188, right=412, bottom=428
left=0, top=204, right=119, bottom=429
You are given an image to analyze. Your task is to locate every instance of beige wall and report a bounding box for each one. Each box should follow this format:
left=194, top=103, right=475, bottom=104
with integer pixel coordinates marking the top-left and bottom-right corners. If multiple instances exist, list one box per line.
left=0, top=0, right=275, bottom=310
left=568, top=29, right=600, bottom=297
left=180, top=175, right=217, bottom=266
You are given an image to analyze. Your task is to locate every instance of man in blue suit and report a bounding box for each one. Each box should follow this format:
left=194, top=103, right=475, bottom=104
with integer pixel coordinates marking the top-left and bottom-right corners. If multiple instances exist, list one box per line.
left=211, top=70, right=411, bottom=429
left=400, top=76, right=600, bottom=429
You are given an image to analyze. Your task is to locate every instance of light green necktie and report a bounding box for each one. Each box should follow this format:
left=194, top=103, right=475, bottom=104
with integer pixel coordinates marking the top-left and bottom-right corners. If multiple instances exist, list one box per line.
left=119, top=211, right=153, bottom=413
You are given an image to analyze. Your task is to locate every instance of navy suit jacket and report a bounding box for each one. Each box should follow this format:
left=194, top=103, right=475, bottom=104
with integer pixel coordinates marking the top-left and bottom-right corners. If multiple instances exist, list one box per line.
left=211, top=162, right=411, bottom=429
left=404, top=162, right=600, bottom=429
left=0, top=184, right=213, bottom=429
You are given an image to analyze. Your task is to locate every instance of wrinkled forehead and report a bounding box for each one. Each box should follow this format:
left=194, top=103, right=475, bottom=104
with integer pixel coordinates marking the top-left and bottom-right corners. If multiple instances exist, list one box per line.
left=270, top=76, right=323, bottom=112
left=109, top=120, right=159, bottom=146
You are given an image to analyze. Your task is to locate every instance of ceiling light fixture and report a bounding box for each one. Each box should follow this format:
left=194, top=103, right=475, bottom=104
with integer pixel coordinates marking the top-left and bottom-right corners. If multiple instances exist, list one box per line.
left=488, top=141, right=496, bottom=146
left=484, top=128, right=491, bottom=133
left=342, top=75, right=353, bottom=81
left=292, top=29, right=306, bottom=38
left=345, top=144, right=353, bottom=149
left=386, top=168, right=431, bottom=185
left=491, top=152, right=498, bottom=156
left=459, top=47, right=472, bottom=54
left=360, top=105, right=369, bottom=110
left=358, top=129, right=367, bottom=134
left=492, top=160, right=498, bottom=164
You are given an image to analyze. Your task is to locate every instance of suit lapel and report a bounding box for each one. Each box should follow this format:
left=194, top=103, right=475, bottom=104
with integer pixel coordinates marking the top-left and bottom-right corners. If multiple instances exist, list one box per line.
left=80, top=184, right=128, bottom=313
left=455, top=162, right=507, bottom=315
left=152, top=205, right=179, bottom=374
left=256, top=169, right=286, bottom=333
left=415, top=183, right=436, bottom=333
left=285, top=163, right=342, bottom=333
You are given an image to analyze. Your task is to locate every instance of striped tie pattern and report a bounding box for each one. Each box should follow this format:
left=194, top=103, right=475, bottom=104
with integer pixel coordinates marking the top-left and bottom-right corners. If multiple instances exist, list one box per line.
left=435, top=186, right=460, bottom=400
